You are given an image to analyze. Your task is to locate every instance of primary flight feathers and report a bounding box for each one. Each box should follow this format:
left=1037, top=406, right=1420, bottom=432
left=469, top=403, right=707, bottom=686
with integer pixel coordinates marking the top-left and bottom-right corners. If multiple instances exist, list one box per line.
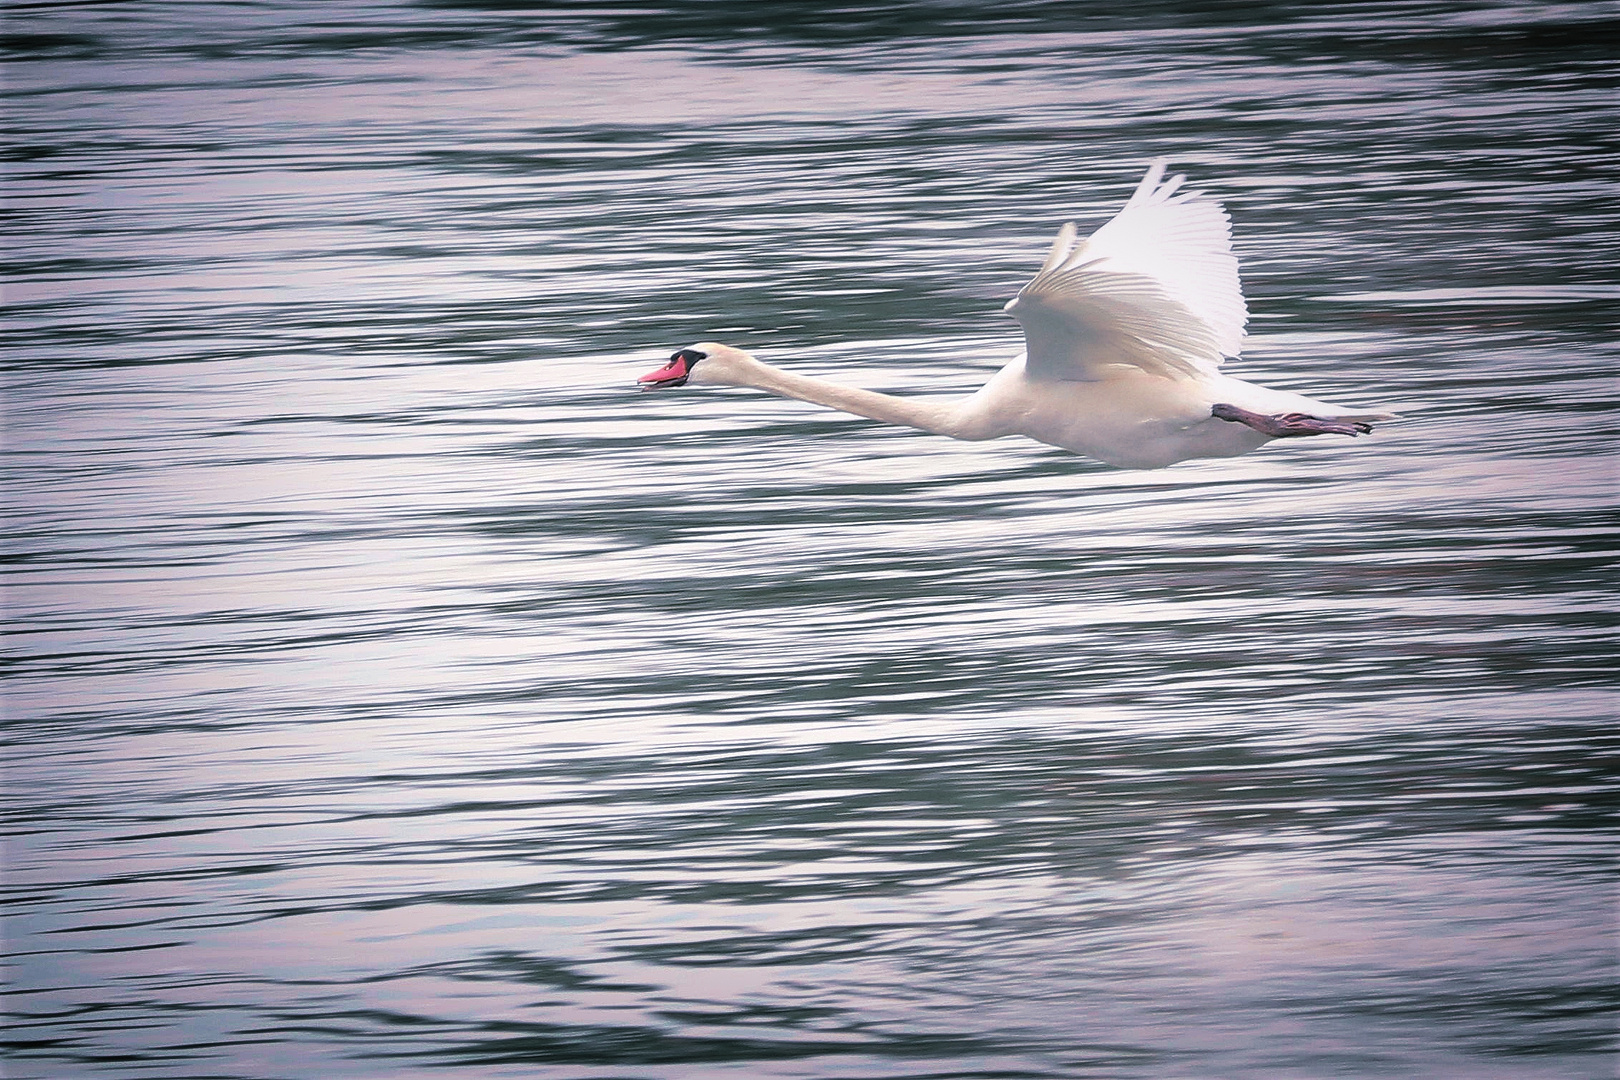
left=1007, top=158, right=1247, bottom=380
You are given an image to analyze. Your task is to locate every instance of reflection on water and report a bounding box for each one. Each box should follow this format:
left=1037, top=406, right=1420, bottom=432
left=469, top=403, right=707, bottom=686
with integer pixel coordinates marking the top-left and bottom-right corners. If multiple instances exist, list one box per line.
left=3, top=2, right=1617, bottom=1077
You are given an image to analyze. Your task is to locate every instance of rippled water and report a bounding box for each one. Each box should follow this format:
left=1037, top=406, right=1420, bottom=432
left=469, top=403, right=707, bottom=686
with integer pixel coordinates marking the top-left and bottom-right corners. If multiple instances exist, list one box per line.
left=4, top=3, right=1618, bottom=1077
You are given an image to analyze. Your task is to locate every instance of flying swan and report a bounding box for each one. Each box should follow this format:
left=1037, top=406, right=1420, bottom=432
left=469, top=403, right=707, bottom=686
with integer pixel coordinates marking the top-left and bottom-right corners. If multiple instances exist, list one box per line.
left=639, top=160, right=1392, bottom=469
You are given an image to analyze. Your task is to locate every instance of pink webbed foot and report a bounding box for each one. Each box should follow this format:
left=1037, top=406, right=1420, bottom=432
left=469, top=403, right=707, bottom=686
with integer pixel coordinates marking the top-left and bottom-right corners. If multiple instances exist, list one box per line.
left=1211, top=403, right=1373, bottom=438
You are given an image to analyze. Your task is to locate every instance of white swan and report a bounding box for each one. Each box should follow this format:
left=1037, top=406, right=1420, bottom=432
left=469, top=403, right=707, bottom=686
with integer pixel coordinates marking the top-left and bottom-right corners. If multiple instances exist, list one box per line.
left=639, top=160, right=1392, bottom=469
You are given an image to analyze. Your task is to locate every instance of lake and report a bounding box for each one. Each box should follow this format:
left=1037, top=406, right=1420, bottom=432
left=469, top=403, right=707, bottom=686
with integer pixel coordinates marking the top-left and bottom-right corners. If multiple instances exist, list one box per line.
left=3, top=3, right=1616, bottom=1077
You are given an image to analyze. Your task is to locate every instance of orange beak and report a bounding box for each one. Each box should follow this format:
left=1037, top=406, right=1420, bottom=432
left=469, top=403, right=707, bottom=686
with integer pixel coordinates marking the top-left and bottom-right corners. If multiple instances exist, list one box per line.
left=638, top=353, right=693, bottom=389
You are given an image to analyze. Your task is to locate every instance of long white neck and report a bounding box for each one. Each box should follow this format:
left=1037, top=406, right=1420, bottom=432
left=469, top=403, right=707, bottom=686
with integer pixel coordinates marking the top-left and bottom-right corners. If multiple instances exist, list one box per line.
left=727, top=357, right=967, bottom=438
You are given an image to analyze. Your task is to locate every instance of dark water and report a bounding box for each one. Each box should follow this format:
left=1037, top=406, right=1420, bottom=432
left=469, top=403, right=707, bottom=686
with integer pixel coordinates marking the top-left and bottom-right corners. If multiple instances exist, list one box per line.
left=4, top=3, right=1618, bottom=1077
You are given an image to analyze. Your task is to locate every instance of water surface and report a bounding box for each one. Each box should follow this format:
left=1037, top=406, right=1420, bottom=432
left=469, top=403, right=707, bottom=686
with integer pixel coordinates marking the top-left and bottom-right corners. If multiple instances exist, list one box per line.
left=3, top=3, right=1617, bottom=1077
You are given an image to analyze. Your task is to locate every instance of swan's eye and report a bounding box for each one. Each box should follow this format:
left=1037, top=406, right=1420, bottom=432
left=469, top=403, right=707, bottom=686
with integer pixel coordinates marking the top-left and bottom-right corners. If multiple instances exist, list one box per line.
left=676, top=348, right=707, bottom=363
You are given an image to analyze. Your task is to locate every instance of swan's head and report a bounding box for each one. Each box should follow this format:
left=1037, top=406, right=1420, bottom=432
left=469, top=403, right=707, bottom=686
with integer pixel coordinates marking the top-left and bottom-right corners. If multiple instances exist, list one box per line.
left=637, top=342, right=758, bottom=390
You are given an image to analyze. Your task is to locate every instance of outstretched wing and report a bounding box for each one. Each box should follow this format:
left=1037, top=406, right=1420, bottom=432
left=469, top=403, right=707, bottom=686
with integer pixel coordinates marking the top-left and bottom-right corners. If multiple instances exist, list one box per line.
left=1004, top=160, right=1247, bottom=381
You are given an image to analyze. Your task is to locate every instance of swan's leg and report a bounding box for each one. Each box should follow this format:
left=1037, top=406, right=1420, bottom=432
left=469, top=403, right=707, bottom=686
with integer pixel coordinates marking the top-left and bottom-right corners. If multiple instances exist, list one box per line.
left=1211, top=403, right=1373, bottom=438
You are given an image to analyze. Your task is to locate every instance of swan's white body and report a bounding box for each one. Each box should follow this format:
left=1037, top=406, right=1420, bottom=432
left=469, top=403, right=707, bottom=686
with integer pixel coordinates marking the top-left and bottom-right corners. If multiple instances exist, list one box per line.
left=641, top=161, right=1391, bottom=469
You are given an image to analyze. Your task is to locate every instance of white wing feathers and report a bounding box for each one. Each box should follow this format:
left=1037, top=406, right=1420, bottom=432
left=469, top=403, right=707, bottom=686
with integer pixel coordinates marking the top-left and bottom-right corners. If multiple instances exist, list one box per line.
left=1005, top=160, right=1248, bottom=381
